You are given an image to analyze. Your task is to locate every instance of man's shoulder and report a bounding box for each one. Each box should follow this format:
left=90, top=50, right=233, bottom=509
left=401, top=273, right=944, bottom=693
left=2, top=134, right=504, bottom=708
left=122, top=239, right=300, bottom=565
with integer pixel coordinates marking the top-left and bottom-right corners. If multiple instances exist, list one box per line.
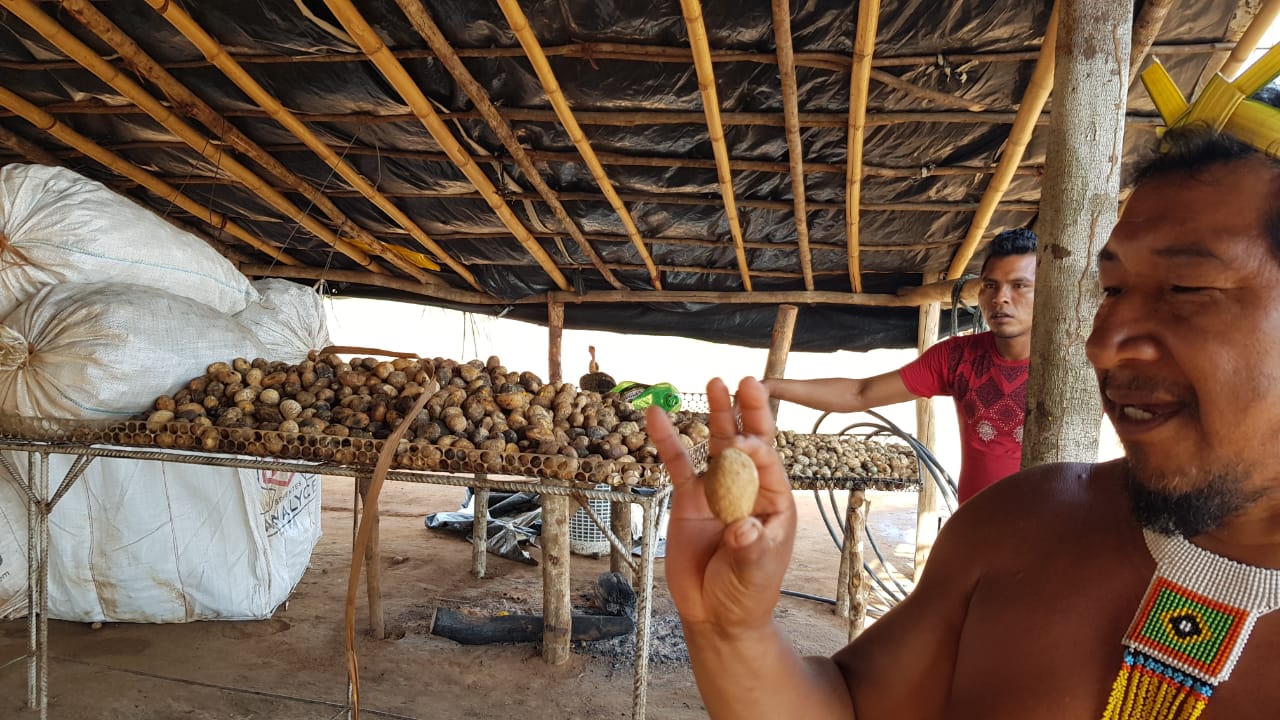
left=959, top=460, right=1130, bottom=528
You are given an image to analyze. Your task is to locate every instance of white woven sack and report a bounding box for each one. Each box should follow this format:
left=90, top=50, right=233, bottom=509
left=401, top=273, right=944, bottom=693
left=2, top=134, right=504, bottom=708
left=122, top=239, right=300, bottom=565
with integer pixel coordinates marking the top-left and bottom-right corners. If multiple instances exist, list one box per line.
left=234, top=278, right=332, bottom=364
left=0, top=163, right=258, bottom=317
left=0, top=454, right=322, bottom=623
left=0, top=283, right=267, bottom=420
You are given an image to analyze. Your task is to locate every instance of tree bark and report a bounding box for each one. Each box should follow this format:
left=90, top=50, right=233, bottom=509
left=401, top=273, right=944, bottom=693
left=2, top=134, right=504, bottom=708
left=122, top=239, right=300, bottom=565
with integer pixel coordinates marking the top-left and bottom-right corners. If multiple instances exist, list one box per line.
left=914, top=295, right=941, bottom=581
left=1022, top=0, right=1131, bottom=468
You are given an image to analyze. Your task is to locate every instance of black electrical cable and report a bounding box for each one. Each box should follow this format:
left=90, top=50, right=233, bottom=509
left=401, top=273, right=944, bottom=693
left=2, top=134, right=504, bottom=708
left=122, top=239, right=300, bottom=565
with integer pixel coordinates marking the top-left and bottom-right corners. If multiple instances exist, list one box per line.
left=782, top=410, right=958, bottom=610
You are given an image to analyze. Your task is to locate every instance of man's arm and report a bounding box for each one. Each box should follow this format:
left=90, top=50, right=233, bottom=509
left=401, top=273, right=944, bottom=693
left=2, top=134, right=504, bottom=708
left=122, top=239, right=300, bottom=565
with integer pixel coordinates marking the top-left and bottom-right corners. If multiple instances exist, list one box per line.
left=648, top=377, right=974, bottom=719
left=763, top=370, right=917, bottom=414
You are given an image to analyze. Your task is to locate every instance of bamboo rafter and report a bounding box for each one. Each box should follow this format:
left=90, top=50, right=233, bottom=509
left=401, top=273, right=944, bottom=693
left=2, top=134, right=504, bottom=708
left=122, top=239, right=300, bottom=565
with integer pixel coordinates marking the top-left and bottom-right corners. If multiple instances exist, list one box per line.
left=322, top=0, right=573, bottom=292
left=1220, top=0, right=1280, bottom=79
left=845, top=0, right=882, bottom=292
left=0, top=86, right=299, bottom=267
left=945, top=2, right=1058, bottom=281
left=0, top=40, right=1234, bottom=74
left=0, top=0, right=391, bottom=276
left=680, top=0, right=754, bottom=291
left=132, top=0, right=489, bottom=290
left=155, top=176, right=1042, bottom=213
left=57, top=0, right=437, bottom=286
left=26, top=140, right=1048, bottom=180
left=491, top=0, right=663, bottom=290
left=0, top=100, right=1167, bottom=130
left=771, top=0, right=815, bottom=292
left=245, top=262, right=974, bottom=308
left=394, top=0, right=623, bottom=291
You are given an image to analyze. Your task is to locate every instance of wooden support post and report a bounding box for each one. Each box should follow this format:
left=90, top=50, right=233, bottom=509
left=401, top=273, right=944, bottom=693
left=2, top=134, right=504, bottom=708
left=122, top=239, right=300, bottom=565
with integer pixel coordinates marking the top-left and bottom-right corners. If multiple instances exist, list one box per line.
left=548, top=301, right=564, bottom=384
left=914, top=296, right=941, bottom=582
left=1023, top=0, right=1131, bottom=468
left=835, top=489, right=868, bottom=641
left=763, top=304, right=799, bottom=417
left=610, top=501, right=634, bottom=585
left=541, top=483, right=573, bottom=664
left=471, top=487, right=489, bottom=579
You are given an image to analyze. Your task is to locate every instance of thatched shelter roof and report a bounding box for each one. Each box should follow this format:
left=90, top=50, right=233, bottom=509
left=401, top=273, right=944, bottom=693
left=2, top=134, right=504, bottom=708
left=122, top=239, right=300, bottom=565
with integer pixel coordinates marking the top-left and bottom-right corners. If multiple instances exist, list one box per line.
left=0, top=0, right=1264, bottom=350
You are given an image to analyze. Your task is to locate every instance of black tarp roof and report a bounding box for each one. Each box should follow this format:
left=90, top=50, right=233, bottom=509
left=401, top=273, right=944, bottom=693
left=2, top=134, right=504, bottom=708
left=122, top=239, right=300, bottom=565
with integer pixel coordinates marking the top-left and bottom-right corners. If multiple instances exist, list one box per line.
left=0, top=0, right=1252, bottom=351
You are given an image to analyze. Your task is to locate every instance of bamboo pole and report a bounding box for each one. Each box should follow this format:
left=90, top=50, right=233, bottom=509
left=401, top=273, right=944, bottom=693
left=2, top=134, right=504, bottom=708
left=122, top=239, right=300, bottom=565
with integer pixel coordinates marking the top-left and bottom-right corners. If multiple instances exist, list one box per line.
left=0, top=0, right=386, bottom=274
left=42, top=139, right=1047, bottom=180
left=0, top=40, right=1234, bottom=74
left=3, top=101, right=1168, bottom=130
left=771, top=0, right=815, bottom=291
left=322, top=0, right=573, bottom=293
left=494, top=0, right=662, bottom=290
left=845, top=0, right=882, bottom=293
left=1128, top=0, right=1176, bottom=84
left=946, top=2, right=1059, bottom=281
left=1219, top=0, right=1280, bottom=79
left=61, top=0, right=435, bottom=284
left=395, top=0, right=622, bottom=291
left=680, top=0, right=754, bottom=291
left=132, top=0, right=486, bottom=289
left=0, top=86, right=300, bottom=265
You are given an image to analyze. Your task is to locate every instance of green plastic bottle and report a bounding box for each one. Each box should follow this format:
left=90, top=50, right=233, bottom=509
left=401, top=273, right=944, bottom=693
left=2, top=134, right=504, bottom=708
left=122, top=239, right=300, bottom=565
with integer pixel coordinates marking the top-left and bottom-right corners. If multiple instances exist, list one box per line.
left=610, top=381, right=682, bottom=412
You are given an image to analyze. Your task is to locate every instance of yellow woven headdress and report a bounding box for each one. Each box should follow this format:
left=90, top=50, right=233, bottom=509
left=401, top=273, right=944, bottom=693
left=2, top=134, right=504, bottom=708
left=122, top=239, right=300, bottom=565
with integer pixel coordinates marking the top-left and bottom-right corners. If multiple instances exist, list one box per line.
left=1142, top=42, right=1280, bottom=158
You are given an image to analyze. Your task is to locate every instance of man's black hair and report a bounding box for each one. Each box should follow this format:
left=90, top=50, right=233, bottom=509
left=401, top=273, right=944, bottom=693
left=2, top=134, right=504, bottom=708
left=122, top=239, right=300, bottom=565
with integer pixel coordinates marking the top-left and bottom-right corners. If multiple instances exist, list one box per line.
left=1131, top=85, right=1280, bottom=260
left=980, top=227, right=1037, bottom=274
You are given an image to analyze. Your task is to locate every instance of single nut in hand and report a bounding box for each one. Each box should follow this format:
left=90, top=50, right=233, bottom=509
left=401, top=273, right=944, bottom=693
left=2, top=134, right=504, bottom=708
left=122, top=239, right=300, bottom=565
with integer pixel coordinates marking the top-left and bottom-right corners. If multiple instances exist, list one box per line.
left=703, top=447, right=759, bottom=525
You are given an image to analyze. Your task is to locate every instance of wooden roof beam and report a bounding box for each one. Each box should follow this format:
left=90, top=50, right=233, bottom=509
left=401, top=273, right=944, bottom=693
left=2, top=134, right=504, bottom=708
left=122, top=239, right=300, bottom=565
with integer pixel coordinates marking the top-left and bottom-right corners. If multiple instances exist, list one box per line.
left=845, top=0, right=882, bottom=292
left=771, top=0, right=815, bottom=292
left=680, top=0, right=754, bottom=291
left=945, top=2, right=1058, bottom=280
left=322, top=0, right=573, bottom=293
left=0, top=0, right=391, bottom=276
left=1129, top=0, right=1176, bottom=84
left=0, top=87, right=299, bottom=267
left=491, top=0, right=660, bottom=290
left=0, top=124, right=58, bottom=165
left=131, top=0, right=485, bottom=291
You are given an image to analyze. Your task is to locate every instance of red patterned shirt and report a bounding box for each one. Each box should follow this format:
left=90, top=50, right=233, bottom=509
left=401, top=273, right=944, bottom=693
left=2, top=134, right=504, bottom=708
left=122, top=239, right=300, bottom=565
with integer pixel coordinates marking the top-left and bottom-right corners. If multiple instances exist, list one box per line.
left=898, top=332, right=1028, bottom=503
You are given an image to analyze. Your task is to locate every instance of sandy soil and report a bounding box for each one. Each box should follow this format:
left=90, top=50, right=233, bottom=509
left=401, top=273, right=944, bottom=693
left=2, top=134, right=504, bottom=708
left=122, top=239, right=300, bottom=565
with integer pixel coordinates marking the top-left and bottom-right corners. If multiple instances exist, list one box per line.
left=0, top=477, right=927, bottom=719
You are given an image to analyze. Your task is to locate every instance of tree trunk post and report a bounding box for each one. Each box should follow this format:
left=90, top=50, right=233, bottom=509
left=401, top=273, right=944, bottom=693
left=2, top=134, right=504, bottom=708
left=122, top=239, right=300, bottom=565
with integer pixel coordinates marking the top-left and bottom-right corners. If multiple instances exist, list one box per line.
left=914, top=295, right=941, bottom=581
left=1022, top=0, right=1132, bottom=468
left=763, top=304, right=799, bottom=417
left=541, top=482, right=573, bottom=664
left=548, top=301, right=564, bottom=383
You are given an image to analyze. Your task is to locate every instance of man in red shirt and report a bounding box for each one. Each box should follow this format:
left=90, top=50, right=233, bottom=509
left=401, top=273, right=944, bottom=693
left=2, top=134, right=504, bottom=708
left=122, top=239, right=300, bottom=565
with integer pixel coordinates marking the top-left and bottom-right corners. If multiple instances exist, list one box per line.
left=763, top=228, right=1036, bottom=503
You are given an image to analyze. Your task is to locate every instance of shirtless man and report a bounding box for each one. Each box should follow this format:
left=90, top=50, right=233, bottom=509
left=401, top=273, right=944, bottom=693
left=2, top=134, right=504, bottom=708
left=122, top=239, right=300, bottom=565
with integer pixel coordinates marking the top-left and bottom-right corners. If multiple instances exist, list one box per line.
left=646, top=118, right=1280, bottom=717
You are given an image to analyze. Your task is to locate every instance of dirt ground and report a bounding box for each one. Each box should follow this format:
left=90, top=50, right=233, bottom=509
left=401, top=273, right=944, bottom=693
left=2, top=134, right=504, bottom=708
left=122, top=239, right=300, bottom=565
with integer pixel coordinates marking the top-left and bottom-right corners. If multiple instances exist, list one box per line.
left=0, top=477, right=929, bottom=719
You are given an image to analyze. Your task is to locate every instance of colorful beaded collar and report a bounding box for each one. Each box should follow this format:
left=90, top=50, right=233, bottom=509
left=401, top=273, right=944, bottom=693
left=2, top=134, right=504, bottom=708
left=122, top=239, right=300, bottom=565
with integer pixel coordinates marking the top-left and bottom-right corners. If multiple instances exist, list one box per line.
left=1100, top=530, right=1280, bottom=720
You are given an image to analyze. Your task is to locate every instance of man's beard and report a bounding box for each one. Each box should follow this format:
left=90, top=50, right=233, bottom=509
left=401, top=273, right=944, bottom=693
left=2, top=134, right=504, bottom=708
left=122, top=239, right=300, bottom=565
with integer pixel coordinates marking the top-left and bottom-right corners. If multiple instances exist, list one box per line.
left=1124, top=456, right=1258, bottom=537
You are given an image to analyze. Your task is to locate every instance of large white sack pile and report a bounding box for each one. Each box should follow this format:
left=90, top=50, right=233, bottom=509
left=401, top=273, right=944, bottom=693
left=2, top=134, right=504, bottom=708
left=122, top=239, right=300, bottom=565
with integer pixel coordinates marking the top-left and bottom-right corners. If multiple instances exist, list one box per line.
left=0, top=163, right=259, bottom=318
left=234, top=278, right=332, bottom=364
left=0, top=458, right=321, bottom=623
left=0, top=164, right=330, bottom=623
left=0, top=282, right=267, bottom=420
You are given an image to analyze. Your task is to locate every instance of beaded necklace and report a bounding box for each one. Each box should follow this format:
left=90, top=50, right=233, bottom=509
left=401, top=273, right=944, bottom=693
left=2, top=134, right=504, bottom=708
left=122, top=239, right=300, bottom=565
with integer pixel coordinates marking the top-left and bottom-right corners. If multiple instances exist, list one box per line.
left=1100, top=530, right=1280, bottom=720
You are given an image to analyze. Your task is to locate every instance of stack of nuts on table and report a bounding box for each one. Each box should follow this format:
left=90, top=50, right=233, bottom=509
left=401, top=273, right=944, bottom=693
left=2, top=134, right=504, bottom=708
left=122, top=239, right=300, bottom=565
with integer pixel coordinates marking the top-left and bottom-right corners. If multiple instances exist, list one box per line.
left=137, top=351, right=710, bottom=486
left=775, top=430, right=919, bottom=483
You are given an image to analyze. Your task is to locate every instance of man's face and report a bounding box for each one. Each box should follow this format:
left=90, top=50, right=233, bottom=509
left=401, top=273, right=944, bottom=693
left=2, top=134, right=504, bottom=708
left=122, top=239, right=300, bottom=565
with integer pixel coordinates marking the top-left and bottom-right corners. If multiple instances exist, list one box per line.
left=1086, top=158, right=1280, bottom=530
left=978, top=253, right=1037, bottom=340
